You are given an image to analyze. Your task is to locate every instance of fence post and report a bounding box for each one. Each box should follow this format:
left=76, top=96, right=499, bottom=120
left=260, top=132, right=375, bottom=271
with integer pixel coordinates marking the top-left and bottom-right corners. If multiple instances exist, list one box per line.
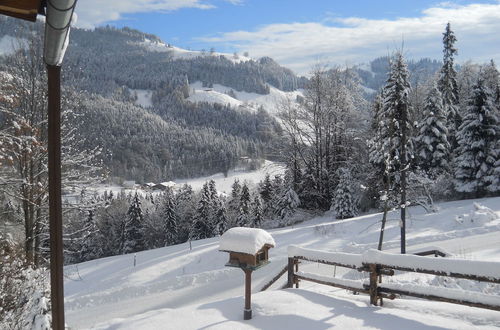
left=287, top=257, right=295, bottom=288
left=369, top=263, right=379, bottom=306
left=295, top=259, right=299, bottom=288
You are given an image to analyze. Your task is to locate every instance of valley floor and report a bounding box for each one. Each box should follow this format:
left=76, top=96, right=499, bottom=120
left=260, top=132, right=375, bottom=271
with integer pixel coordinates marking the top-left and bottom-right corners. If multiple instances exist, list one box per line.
left=64, top=197, right=500, bottom=329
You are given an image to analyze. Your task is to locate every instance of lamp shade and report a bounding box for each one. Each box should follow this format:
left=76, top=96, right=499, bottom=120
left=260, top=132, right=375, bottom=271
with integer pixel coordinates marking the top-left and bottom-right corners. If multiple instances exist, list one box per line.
left=0, top=0, right=42, bottom=22
left=43, top=0, right=77, bottom=66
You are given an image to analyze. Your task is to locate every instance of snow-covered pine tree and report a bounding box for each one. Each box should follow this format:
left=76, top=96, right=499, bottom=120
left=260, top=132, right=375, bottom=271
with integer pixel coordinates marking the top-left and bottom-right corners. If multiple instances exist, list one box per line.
left=415, top=82, right=450, bottom=174
left=122, top=193, right=145, bottom=254
left=454, top=79, right=500, bottom=196
left=275, top=186, right=300, bottom=226
left=380, top=52, right=413, bottom=254
left=251, top=195, right=264, bottom=228
left=79, top=209, right=103, bottom=262
left=368, top=92, right=385, bottom=174
left=213, top=199, right=228, bottom=236
left=208, top=179, right=218, bottom=202
left=332, top=168, right=358, bottom=219
left=259, top=173, right=273, bottom=205
left=190, top=183, right=214, bottom=240
left=160, top=188, right=178, bottom=246
left=237, top=183, right=251, bottom=226
left=438, top=23, right=460, bottom=147
left=227, top=179, right=241, bottom=225
left=482, top=60, right=500, bottom=109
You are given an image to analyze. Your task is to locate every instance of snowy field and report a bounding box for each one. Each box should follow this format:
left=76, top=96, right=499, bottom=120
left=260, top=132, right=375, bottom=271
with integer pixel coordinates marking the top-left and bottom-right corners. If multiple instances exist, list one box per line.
left=66, top=160, right=285, bottom=201
left=64, top=197, right=500, bottom=329
left=187, top=81, right=303, bottom=116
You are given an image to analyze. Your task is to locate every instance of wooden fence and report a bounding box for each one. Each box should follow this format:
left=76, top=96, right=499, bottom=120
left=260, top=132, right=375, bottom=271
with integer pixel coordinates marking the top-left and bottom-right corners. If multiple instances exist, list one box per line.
left=286, top=246, right=500, bottom=311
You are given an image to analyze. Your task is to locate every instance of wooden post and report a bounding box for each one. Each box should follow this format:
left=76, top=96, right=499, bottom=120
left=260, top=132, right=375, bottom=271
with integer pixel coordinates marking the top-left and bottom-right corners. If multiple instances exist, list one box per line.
left=244, top=269, right=252, bottom=320
left=368, top=264, right=379, bottom=306
left=294, top=259, right=299, bottom=288
left=47, top=64, right=65, bottom=330
left=287, top=257, right=295, bottom=288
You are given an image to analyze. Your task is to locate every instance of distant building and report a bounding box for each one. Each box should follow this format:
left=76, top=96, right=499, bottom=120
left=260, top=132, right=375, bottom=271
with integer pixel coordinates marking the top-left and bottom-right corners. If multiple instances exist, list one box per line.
left=152, top=181, right=176, bottom=191
left=140, top=182, right=154, bottom=189
left=123, top=180, right=136, bottom=189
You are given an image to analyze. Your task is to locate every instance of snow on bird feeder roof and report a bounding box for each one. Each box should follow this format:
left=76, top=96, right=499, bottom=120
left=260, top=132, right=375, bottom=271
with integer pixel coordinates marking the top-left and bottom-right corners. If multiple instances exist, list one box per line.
left=219, top=227, right=275, bottom=255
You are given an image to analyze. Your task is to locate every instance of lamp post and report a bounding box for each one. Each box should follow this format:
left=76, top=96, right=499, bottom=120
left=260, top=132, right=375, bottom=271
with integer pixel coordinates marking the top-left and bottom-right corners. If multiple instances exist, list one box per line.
left=0, top=1, right=77, bottom=329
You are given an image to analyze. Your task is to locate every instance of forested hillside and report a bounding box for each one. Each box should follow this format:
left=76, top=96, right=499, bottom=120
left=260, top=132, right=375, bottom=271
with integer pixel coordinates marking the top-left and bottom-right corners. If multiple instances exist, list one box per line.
left=0, top=16, right=294, bottom=181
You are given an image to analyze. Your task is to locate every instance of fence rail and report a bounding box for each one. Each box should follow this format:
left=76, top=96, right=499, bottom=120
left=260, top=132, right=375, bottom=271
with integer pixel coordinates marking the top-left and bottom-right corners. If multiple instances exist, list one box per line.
left=286, top=246, right=500, bottom=311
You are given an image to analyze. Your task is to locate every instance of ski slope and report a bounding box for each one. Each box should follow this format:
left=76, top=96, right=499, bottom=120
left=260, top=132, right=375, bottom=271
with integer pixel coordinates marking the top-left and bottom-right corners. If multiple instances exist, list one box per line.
left=64, top=197, right=500, bottom=329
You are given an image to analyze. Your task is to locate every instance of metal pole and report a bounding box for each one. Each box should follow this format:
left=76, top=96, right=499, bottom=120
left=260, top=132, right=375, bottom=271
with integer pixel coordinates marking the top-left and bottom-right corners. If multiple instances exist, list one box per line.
left=244, top=269, right=252, bottom=320
left=47, top=64, right=65, bottom=330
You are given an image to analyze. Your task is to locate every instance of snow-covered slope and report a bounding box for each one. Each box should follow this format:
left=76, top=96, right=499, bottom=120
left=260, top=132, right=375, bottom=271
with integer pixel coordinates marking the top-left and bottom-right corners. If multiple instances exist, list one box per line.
left=138, top=38, right=252, bottom=64
left=64, top=197, right=500, bottom=329
left=175, top=160, right=285, bottom=194
left=187, top=81, right=303, bottom=115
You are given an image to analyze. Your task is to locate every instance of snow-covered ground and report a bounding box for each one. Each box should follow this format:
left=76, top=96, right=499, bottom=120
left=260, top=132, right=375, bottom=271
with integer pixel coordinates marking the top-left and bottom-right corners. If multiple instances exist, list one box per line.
left=64, top=197, right=500, bottom=329
left=175, top=160, right=285, bottom=194
left=131, top=89, right=153, bottom=108
left=137, top=38, right=252, bottom=64
left=188, top=81, right=303, bottom=116
left=65, top=160, right=285, bottom=201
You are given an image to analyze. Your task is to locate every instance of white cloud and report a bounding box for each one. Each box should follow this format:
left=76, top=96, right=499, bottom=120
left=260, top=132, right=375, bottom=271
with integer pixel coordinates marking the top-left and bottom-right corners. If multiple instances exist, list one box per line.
left=75, top=0, right=215, bottom=29
left=200, top=2, right=500, bottom=74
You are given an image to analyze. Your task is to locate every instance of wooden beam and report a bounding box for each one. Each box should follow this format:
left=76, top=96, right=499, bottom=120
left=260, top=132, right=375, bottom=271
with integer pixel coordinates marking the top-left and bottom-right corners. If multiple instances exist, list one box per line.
left=0, top=0, right=42, bottom=22
left=379, top=287, right=500, bottom=312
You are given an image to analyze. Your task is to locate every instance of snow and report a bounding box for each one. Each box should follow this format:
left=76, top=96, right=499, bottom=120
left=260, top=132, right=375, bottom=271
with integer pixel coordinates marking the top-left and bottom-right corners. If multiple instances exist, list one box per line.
left=64, top=197, right=500, bottom=329
left=175, top=160, right=285, bottom=193
left=188, top=81, right=303, bottom=116
left=380, top=282, right=500, bottom=307
left=296, top=271, right=367, bottom=291
left=219, top=227, right=275, bottom=255
left=0, top=36, right=22, bottom=55
left=363, top=249, right=500, bottom=280
left=130, top=89, right=153, bottom=108
left=66, top=160, right=285, bottom=201
left=138, top=39, right=252, bottom=64
left=92, top=289, right=500, bottom=330
left=288, top=245, right=363, bottom=269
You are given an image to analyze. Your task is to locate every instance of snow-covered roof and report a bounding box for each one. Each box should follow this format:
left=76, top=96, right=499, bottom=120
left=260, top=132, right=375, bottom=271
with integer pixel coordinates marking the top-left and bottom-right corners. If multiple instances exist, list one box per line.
left=154, top=181, right=176, bottom=188
left=219, top=227, right=275, bottom=255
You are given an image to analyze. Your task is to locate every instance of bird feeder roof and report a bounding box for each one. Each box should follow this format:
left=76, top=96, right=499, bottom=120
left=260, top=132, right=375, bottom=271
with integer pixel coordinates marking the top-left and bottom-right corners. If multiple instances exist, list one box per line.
left=219, top=227, right=275, bottom=255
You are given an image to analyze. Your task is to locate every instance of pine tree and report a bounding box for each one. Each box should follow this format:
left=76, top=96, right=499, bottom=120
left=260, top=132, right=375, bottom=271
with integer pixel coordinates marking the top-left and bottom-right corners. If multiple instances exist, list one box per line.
left=259, top=174, right=273, bottom=205
left=275, top=186, right=300, bottom=225
left=213, top=200, right=228, bottom=236
left=208, top=179, right=218, bottom=201
left=160, top=188, right=178, bottom=246
left=380, top=52, right=413, bottom=254
left=368, top=93, right=385, bottom=174
left=415, top=82, right=450, bottom=174
left=237, top=183, right=251, bottom=226
left=123, top=193, right=145, bottom=254
left=438, top=23, right=460, bottom=147
left=332, top=168, right=358, bottom=219
left=454, top=79, right=499, bottom=195
left=251, top=195, right=264, bottom=228
left=227, top=179, right=241, bottom=225
left=482, top=60, right=500, bottom=109
left=190, top=183, right=214, bottom=240
left=79, top=209, right=103, bottom=262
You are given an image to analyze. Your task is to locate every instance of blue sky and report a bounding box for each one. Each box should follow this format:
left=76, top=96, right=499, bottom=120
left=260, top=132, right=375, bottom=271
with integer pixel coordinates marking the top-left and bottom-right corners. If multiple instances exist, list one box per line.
left=76, top=0, right=500, bottom=73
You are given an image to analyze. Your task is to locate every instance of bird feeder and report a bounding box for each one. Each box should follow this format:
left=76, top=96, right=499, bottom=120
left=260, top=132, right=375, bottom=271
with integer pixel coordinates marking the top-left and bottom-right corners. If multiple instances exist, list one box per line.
left=220, top=227, right=275, bottom=320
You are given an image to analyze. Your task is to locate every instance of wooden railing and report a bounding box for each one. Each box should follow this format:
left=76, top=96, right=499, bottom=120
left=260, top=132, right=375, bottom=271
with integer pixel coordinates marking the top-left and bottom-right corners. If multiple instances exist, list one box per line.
left=286, top=246, right=500, bottom=311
